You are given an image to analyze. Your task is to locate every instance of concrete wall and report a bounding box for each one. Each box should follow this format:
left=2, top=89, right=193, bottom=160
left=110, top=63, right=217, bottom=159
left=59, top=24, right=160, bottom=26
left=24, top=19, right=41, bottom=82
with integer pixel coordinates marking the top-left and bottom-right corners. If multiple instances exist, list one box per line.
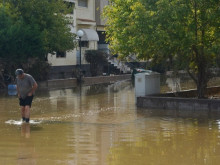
left=38, top=74, right=131, bottom=89
left=137, top=86, right=220, bottom=111
left=95, top=0, right=109, bottom=27
left=82, top=74, right=131, bottom=86
left=76, top=0, right=95, bottom=21
left=154, top=86, right=220, bottom=98
left=48, top=50, right=77, bottom=66
left=137, top=96, right=220, bottom=111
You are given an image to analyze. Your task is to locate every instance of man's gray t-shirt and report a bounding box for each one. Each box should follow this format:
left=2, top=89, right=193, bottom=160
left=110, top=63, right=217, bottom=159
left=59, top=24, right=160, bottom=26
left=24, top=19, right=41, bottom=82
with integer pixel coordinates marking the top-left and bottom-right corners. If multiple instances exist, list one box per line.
left=16, top=74, right=36, bottom=99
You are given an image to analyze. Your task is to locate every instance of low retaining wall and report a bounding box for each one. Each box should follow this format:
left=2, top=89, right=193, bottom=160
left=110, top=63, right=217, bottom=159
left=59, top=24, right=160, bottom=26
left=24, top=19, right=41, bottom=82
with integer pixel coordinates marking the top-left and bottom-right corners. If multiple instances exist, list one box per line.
left=156, top=86, right=220, bottom=98
left=137, top=96, right=220, bottom=111
left=137, top=86, right=220, bottom=111
left=82, top=74, right=131, bottom=86
left=38, top=74, right=131, bottom=89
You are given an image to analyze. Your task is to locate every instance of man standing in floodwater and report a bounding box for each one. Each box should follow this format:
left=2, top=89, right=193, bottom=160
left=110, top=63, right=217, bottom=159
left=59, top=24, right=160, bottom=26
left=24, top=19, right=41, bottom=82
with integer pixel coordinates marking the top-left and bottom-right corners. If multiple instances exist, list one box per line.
left=15, top=69, right=38, bottom=123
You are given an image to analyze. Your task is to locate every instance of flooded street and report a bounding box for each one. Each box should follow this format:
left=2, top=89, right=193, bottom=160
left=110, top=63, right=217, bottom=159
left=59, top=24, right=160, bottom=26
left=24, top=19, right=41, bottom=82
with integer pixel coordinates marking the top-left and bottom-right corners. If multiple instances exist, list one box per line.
left=1, top=80, right=220, bottom=165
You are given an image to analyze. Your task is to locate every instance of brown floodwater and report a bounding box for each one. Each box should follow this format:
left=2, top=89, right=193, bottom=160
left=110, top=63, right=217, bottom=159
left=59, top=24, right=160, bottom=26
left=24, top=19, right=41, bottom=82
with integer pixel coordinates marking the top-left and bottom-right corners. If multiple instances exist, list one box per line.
left=1, top=80, right=220, bottom=165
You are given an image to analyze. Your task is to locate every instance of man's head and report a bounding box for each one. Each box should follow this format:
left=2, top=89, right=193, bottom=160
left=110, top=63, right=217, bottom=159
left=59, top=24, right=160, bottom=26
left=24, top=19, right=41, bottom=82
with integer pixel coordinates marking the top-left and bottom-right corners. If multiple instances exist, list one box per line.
left=15, top=69, right=24, bottom=79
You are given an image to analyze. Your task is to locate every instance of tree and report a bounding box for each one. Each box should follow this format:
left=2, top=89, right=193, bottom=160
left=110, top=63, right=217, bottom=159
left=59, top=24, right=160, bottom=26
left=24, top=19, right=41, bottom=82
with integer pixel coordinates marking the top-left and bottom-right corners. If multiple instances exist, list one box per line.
left=0, top=0, right=76, bottom=61
left=0, top=0, right=76, bottom=84
left=103, top=0, right=220, bottom=98
left=0, top=10, right=44, bottom=61
left=85, top=50, right=108, bottom=76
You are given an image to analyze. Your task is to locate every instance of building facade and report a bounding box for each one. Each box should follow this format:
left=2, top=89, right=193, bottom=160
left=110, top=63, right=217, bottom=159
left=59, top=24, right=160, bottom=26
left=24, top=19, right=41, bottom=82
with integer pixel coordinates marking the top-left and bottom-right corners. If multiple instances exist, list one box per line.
left=48, top=0, right=99, bottom=79
left=95, top=0, right=109, bottom=54
left=95, top=0, right=132, bottom=74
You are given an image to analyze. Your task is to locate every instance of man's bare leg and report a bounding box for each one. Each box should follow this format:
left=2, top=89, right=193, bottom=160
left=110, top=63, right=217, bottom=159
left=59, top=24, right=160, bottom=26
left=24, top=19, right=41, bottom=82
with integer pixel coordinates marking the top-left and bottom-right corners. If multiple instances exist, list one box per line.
left=21, top=106, right=25, bottom=122
left=24, top=105, right=30, bottom=123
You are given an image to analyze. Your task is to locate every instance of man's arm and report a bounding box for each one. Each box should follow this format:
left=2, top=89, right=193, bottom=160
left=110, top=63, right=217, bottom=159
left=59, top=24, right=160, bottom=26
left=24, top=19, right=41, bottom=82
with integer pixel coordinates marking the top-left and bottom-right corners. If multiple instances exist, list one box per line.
left=27, top=82, right=38, bottom=96
left=16, top=85, right=21, bottom=98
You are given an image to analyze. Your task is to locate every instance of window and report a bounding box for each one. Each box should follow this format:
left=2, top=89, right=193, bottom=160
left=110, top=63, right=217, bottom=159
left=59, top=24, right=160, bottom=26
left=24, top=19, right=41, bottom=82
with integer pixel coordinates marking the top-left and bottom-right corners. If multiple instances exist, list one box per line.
left=97, top=31, right=108, bottom=44
left=56, top=51, right=66, bottom=58
left=80, top=41, right=89, bottom=48
left=78, top=0, right=87, bottom=7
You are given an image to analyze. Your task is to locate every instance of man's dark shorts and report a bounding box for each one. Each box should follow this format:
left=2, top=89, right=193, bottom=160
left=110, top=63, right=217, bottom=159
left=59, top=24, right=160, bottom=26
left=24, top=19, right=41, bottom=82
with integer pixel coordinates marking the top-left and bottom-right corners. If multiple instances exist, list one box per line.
left=19, top=95, right=34, bottom=107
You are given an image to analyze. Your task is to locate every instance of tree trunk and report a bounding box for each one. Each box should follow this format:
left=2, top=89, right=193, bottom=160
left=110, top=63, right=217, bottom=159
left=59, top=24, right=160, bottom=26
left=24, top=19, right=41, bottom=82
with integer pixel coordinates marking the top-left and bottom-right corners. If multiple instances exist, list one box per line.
left=192, top=43, right=208, bottom=99
left=197, top=72, right=207, bottom=98
left=196, top=58, right=208, bottom=98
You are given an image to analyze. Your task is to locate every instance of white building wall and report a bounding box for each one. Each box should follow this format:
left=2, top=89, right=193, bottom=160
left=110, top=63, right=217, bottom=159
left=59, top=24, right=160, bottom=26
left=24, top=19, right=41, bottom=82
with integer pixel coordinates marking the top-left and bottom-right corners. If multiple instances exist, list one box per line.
left=76, top=0, right=95, bottom=21
left=48, top=0, right=98, bottom=67
left=96, top=0, right=109, bottom=29
left=48, top=50, right=77, bottom=66
left=80, top=41, right=97, bottom=64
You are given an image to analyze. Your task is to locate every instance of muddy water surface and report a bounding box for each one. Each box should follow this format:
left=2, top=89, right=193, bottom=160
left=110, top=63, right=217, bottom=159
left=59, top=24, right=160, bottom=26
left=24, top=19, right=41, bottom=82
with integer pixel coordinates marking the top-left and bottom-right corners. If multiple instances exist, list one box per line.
left=1, top=80, right=220, bottom=165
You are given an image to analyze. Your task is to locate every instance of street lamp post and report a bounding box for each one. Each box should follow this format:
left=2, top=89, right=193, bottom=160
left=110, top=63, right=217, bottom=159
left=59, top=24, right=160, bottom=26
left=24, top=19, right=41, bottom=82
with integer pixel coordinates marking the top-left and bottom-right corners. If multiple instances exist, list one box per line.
left=76, top=30, right=84, bottom=82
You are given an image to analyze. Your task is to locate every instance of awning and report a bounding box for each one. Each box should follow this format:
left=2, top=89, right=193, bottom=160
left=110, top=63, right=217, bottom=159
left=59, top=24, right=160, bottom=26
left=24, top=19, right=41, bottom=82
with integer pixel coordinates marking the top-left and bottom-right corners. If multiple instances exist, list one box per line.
left=80, top=29, right=99, bottom=41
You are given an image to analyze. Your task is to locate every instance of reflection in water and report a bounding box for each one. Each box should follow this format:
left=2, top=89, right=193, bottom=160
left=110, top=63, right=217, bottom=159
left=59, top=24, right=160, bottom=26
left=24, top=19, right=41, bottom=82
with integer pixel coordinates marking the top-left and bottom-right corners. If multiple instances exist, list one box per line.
left=107, top=117, right=220, bottom=165
left=21, top=123, right=30, bottom=138
left=17, top=123, right=37, bottom=165
left=1, top=80, right=220, bottom=164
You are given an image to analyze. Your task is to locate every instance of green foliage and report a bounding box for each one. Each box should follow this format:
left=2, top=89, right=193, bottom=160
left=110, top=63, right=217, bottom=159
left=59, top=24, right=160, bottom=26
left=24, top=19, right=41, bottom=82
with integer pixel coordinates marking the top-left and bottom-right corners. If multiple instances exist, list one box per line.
left=103, top=0, right=220, bottom=98
left=0, top=11, right=44, bottom=61
left=0, top=0, right=76, bottom=61
left=26, top=59, right=50, bottom=81
left=0, top=0, right=76, bottom=84
left=85, top=50, right=108, bottom=76
left=85, top=50, right=108, bottom=64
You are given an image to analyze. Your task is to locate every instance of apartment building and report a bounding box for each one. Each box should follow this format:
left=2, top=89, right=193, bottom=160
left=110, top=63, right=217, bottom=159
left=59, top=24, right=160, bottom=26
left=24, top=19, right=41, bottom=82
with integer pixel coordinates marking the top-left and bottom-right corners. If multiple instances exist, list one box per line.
left=95, top=0, right=132, bottom=74
left=48, top=0, right=99, bottom=79
left=95, top=0, right=109, bottom=54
